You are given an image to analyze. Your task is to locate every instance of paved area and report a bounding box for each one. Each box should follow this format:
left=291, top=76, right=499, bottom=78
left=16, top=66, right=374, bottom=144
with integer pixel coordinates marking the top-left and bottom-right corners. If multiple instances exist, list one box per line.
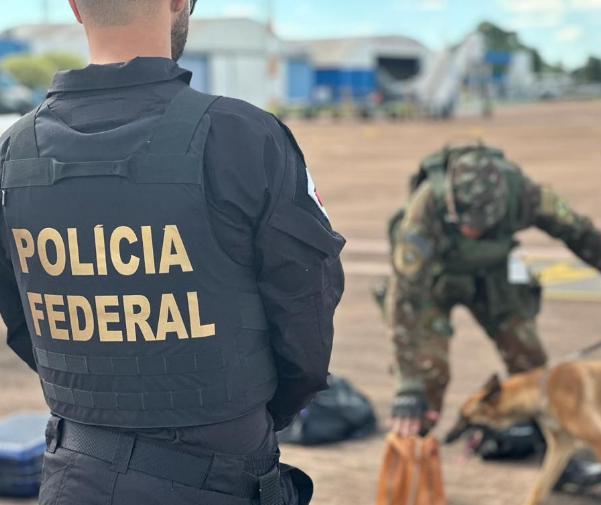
left=1, top=100, right=601, bottom=504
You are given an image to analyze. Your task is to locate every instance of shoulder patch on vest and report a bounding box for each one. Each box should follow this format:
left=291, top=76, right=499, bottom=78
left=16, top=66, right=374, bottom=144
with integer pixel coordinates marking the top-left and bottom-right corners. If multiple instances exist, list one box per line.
left=393, top=232, right=432, bottom=278
left=540, top=186, right=575, bottom=225
left=306, top=168, right=329, bottom=219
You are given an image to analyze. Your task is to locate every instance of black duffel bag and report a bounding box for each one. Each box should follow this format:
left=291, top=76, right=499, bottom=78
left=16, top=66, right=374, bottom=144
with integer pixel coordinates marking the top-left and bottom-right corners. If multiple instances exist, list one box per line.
left=278, top=376, right=377, bottom=446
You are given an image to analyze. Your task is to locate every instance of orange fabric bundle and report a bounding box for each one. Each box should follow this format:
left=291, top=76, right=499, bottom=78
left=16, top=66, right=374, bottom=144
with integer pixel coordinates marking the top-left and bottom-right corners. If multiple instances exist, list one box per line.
left=375, top=434, right=446, bottom=505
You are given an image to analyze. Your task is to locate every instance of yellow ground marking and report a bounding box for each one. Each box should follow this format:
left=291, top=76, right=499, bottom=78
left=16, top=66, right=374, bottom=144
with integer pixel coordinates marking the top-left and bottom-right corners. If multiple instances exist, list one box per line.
left=361, top=127, right=381, bottom=139
left=536, top=262, right=599, bottom=287
left=544, top=291, right=601, bottom=303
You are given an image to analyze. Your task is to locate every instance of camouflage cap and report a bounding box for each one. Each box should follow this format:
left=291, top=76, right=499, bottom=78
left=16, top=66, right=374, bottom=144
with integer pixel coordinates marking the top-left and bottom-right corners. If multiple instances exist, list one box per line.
left=449, top=150, right=508, bottom=231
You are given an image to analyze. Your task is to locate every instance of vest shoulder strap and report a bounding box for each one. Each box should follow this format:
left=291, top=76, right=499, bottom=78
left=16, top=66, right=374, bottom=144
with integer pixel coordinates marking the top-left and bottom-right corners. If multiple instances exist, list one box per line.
left=3, top=88, right=222, bottom=189
left=7, top=105, right=43, bottom=161
left=420, top=152, right=447, bottom=212
left=501, top=166, right=523, bottom=231
left=148, top=86, right=221, bottom=156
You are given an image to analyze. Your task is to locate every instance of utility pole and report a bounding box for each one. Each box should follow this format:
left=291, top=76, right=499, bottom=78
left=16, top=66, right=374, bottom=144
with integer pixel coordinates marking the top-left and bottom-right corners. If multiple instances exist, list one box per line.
left=42, top=0, right=50, bottom=24
left=265, top=0, right=278, bottom=112
left=266, top=0, right=274, bottom=34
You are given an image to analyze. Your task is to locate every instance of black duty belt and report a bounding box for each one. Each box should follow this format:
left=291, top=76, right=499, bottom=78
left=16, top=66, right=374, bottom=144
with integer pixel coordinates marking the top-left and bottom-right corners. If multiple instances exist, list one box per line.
left=47, top=418, right=283, bottom=505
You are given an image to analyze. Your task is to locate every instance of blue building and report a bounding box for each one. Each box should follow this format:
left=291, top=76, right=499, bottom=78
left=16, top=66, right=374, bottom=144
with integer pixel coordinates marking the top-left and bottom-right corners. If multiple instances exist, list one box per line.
left=0, top=39, right=28, bottom=60
left=301, top=36, right=428, bottom=103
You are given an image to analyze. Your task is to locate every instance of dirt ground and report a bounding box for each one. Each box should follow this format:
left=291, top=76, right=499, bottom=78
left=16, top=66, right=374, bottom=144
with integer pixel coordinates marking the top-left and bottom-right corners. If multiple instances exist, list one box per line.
left=1, top=100, right=601, bottom=505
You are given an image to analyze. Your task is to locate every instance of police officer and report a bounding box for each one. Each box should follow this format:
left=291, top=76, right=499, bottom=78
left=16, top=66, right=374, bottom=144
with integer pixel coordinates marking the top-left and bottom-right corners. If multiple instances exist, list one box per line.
left=385, top=145, right=601, bottom=483
left=0, top=1, right=345, bottom=504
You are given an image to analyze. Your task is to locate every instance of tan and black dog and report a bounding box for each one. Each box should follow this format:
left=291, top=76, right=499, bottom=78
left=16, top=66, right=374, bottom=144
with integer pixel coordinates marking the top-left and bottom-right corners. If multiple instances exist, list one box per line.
left=446, top=361, right=601, bottom=505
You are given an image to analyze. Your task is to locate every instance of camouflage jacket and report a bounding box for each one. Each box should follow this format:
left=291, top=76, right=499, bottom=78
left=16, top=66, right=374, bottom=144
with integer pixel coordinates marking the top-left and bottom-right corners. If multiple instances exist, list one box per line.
left=387, top=173, right=601, bottom=399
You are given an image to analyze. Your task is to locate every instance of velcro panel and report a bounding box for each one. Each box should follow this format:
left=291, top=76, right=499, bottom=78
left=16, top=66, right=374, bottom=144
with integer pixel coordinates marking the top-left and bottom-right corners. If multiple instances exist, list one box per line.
left=35, top=348, right=50, bottom=368
left=42, top=380, right=57, bottom=400
left=47, top=351, right=68, bottom=372
left=54, top=385, right=75, bottom=405
left=72, top=389, right=94, bottom=408
left=65, top=355, right=88, bottom=374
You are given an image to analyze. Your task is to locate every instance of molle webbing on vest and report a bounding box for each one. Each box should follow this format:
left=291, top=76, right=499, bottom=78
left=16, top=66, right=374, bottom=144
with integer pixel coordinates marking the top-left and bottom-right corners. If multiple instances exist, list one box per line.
left=4, top=86, right=279, bottom=428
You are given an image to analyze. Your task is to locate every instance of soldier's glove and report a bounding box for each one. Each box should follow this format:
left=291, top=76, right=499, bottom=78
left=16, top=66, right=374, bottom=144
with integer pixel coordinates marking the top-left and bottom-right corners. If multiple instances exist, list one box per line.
left=391, top=392, right=428, bottom=419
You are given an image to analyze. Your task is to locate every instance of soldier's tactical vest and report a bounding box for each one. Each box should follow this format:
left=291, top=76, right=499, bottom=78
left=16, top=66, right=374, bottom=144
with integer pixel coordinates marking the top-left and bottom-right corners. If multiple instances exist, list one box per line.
left=390, top=145, right=524, bottom=277
left=1, top=87, right=278, bottom=429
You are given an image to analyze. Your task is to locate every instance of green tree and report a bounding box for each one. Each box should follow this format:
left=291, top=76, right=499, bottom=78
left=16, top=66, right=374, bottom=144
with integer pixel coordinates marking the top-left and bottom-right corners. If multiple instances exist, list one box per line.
left=477, top=21, right=561, bottom=75
left=1, top=52, right=85, bottom=89
left=44, top=52, right=86, bottom=72
left=1, top=55, right=56, bottom=88
left=573, top=57, right=601, bottom=83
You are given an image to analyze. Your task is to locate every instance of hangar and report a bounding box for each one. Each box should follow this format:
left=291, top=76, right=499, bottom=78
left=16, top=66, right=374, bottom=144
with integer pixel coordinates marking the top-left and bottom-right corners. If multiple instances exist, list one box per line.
left=301, top=36, right=430, bottom=103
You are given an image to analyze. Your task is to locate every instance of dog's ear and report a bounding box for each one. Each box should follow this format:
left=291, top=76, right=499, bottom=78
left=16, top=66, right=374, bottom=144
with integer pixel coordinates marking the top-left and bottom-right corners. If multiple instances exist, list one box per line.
left=482, top=374, right=502, bottom=404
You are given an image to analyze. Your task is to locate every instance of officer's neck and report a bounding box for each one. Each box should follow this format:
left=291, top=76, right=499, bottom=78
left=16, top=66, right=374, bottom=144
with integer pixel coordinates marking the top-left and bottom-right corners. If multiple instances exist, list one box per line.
left=85, top=23, right=173, bottom=65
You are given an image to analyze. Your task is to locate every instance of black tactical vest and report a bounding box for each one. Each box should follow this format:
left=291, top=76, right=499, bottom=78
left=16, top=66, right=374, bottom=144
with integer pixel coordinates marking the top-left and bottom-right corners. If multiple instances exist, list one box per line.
left=1, top=87, right=278, bottom=429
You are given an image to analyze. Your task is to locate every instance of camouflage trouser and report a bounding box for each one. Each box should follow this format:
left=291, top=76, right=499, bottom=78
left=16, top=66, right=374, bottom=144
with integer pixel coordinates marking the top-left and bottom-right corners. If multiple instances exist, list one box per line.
left=392, top=272, right=548, bottom=414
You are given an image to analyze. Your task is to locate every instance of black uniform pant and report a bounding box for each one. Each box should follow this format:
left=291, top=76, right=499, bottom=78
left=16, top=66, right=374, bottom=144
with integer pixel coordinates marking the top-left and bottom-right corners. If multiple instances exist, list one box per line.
left=41, top=419, right=310, bottom=505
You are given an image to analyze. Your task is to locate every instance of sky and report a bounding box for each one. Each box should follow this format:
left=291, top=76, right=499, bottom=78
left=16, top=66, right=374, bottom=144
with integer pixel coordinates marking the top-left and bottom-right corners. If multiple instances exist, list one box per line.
left=2, top=0, right=599, bottom=69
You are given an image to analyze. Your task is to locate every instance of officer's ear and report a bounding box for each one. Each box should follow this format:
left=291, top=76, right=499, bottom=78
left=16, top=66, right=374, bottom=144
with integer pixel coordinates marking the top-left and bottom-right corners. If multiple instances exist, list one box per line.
left=68, top=0, right=83, bottom=24
left=171, top=0, right=187, bottom=14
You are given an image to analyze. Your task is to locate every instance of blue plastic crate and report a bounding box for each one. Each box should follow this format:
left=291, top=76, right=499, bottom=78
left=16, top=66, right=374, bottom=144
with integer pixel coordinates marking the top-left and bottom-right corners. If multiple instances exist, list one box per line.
left=0, top=412, right=49, bottom=498
left=0, top=472, right=42, bottom=498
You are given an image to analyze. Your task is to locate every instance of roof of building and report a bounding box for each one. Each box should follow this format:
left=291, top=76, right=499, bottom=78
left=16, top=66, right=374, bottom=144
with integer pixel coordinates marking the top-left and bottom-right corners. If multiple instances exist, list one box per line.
left=1, top=23, right=85, bottom=42
left=296, top=36, right=429, bottom=67
left=0, top=22, right=425, bottom=65
left=0, top=19, right=302, bottom=57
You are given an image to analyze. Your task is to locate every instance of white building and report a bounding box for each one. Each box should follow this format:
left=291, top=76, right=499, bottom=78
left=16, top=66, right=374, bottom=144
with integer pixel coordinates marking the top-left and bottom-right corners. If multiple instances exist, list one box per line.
left=505, top=50, right=536, bottom=98
left=1, top=19, right=310, bottom=109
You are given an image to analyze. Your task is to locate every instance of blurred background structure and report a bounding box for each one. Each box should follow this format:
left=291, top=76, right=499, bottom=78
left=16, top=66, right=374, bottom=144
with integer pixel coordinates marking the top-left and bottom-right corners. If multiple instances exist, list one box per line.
left=0, top=1, right=600, bottom=118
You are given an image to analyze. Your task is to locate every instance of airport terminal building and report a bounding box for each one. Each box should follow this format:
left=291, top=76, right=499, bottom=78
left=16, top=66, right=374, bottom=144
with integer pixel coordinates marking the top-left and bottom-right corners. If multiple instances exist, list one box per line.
left=0, top=19, right=536, bottom=114
left=0, top=20, right=429, bottom=110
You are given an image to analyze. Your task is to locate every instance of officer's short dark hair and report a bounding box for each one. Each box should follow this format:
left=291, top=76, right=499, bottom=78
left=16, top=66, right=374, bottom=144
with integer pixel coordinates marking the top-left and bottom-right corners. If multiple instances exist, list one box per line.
left=75, top=0, right=162, bottom=27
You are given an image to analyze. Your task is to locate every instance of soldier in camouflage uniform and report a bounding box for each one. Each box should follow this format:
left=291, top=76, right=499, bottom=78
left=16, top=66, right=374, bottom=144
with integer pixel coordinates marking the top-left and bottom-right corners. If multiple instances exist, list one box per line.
left=385, top=145, right=601, bottom=439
